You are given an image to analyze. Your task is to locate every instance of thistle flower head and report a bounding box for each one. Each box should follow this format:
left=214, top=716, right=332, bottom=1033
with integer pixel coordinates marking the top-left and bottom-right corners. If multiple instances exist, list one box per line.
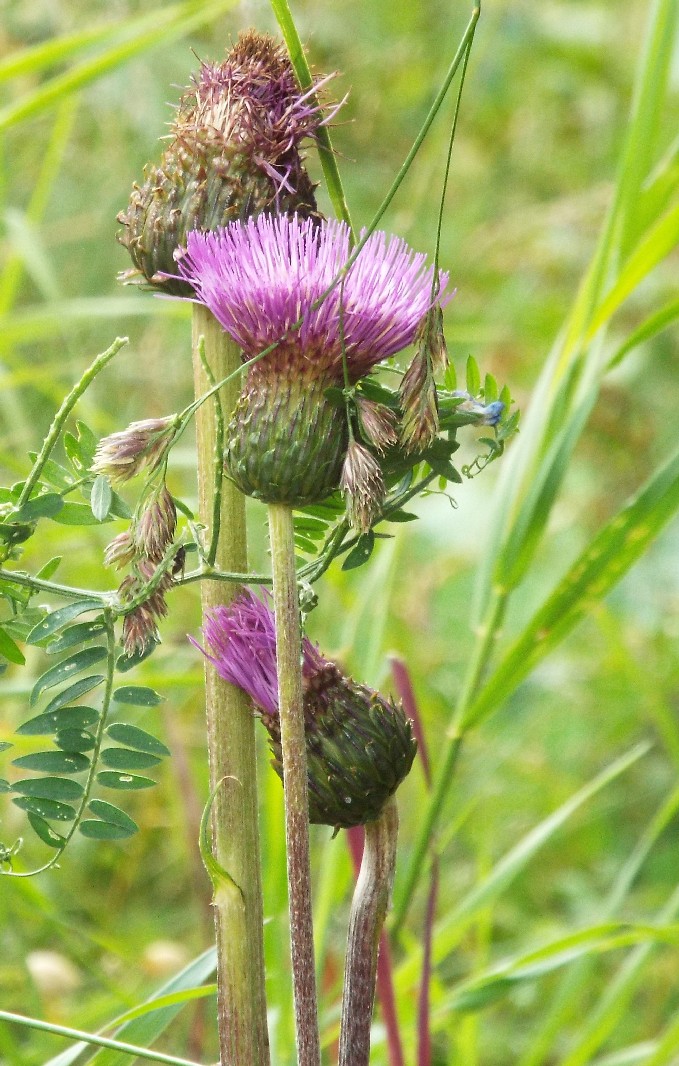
left=176, top=214, right=449, bottom=383
left=91, top=417, right=176, bottom=484
left=175, top=214, right=447, bottom=506
left=118, top=32, right=333, bottom=293
left=195, top=590, right=417, bottom=828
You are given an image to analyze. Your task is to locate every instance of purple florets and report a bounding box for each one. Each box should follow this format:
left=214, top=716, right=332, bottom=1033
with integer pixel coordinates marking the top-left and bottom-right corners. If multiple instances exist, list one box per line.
left=175, top=215, right=450, bottom=381
left=194, top=589, right=326, bottom=716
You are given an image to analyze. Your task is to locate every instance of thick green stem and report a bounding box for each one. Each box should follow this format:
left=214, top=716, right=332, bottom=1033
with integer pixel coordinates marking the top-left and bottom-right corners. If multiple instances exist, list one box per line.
left=339, top=798, right=399, bottom=1066
left=267, top=502, right=321, bottom=1066
left=191, top=305, right=269, bottom=1066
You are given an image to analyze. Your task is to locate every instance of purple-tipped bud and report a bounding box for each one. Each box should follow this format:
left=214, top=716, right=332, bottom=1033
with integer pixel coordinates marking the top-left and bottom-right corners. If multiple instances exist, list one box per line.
left=91, top=417, right=176, bottom=484
left=134, top=485, right=177, bottom=563
left=399, top=305, right=450, bottom=453
left=118, top=565, right=172, bottom=656
left=399, top=351, right=438, bottom=454
left=340, top=440, right=385, bottom=533
left=355, top=397, right=399, bottom=456
left=195, top=590, right=417, bottom=829
left=118, top=31, right=334, bottom=294
left=176, top=214, right=448, bottom=506
left=103, top=531, right=136, bottom=570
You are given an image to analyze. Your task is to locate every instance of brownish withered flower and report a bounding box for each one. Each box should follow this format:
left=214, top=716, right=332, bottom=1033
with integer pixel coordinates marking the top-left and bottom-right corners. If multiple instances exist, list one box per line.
left=118, top=31, right=339, bottom=294
left=91, top=416, right=177, bottom=485
left=134, top=485, right=177, bottom=563
left=340, top=439, right=385, bottom=534
left=399, top=305, right=449, bottom=454
left=355, top=396, right=399, bottom=456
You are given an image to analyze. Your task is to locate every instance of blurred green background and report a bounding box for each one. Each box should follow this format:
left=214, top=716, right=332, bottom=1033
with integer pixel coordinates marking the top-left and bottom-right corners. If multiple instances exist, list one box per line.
left=1, top=0, right=678, bottom=1063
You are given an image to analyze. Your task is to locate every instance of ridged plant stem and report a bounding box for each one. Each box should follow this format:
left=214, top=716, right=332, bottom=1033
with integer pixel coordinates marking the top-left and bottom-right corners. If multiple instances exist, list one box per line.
left=339, top=797, right=399, bottom=1066
left=267, top=501, right=321, bottom=1066
left=192, top=304, right=269, bottom=1066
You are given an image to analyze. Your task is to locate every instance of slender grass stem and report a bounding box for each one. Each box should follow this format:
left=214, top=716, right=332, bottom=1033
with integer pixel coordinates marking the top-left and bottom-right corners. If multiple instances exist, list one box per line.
left=16, top=336, right=128, bottom=507
left=191, top=304, right=269, bottom=1066
left=339, top=798, right=399, bottom=1066
left=267, top=501, right=321, bottom=1066
left=392, top=586, right=507, bottom=933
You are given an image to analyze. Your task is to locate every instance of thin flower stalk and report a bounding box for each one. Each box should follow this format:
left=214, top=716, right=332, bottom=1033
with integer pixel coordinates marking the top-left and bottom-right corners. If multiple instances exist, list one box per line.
left=268, top=502, right=321, bottom=1066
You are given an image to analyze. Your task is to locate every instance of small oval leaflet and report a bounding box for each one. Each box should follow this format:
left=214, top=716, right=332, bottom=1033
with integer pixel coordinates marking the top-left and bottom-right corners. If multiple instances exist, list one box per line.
left=42, top=676, right=105, bottom=716
left=100, top=747, right=162, bottom=771
left=105, top=723, right=170, bottom=756
left=18, top=706, right=100, bottom=736
left=13, top=795, right=76, bottom=821
left=56, top=729, right=96, bottom=753
left=97, top=771, right=156, bottom=790
left=30, top=647, right=108, bottom=705
left=12, top=751, right=90, bottom=774
left=90, top=474, right=113, bottom=522
left=26, top=599, right=105, bottom=645
left=46, top=618, right=107, bottom=655
left=112, top=686, right=164, bottom=707
left=88, top=799, right=138, bottom=833
left=79, top=820, right=136, bottom=841
left=12, top=492, right=64, bottom=523
left=12, top=776, right=84, bottom=801
left=0, top=627, right=25, bottom=666
left=28, top=813, right=67, bottom=849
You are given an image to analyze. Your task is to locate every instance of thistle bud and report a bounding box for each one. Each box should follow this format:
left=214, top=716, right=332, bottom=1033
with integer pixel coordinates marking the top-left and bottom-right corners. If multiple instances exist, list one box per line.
left=195, top=591, right=417, bottom=830
left=340, top=440, right=385, bottom=533
left=118, top=31, right=334, bottom=294
left=91, top=416, right=176, bottom=484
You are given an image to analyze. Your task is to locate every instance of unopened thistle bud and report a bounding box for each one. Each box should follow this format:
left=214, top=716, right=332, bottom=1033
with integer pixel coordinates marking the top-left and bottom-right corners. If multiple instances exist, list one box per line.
left=355, top=397, right=399, bottom=456
left=176, top=214, right=449, bottom=507
left=340, top=440, right=385, bottom=533
left=399, top=305, right=449, bottom=454
left=91, top=416, right=176, bottom=484
left=118, top=31, right=337, bottom=294
left=195, top=591, right=417, bottom=829
left=134, top=485, right=177, bottom=563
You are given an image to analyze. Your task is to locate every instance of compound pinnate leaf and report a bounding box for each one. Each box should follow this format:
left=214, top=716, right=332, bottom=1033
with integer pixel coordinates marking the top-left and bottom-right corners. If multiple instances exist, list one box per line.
left=55, top=729, right=96, bottom=753
left=46, top=618, right=107, bottom=655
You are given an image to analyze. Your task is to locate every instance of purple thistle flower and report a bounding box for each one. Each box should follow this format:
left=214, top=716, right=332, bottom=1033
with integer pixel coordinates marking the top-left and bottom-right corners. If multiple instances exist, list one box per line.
left=175, top=214, right=450, bottom=383
left=193, top=590, right=417, bottom=829
left=196, top=589, right=326, bottom=718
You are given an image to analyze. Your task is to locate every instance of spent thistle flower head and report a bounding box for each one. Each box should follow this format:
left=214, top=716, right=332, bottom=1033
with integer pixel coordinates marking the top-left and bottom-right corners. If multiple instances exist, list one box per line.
left=118, top=31, right=337, bottom=294
left=194, top=590, right=417, bottom=829
left=355, top=397, right=399, bottom=456
left=91, top=416, right=176, bottom=484
left=176, top=214, right=449, bottom=506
